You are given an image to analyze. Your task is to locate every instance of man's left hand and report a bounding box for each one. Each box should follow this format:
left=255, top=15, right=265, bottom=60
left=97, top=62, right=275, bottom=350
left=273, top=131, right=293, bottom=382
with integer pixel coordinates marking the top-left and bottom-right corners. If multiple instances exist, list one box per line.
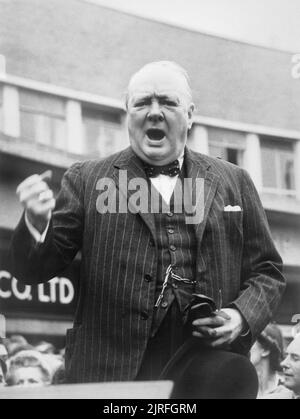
left=192, top=308, right=246, bottom=348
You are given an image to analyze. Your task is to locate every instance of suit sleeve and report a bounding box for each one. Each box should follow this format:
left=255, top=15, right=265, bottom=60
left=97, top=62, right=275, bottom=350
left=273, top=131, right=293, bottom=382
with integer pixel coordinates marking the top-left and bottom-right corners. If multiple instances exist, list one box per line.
left=9, top=162, right=84, bottom=285
left=231, top=169, right=286, bottom=348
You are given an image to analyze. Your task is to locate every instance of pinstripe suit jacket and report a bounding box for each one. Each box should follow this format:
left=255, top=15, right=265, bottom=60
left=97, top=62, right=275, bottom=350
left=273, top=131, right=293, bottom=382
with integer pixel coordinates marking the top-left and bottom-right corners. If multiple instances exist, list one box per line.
left=10, top=146, right=286, bottom=383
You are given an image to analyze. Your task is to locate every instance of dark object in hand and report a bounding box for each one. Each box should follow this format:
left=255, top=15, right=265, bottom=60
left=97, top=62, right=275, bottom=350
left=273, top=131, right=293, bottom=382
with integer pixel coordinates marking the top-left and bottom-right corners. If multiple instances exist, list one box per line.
left=188, top=294, right=217, bottom=323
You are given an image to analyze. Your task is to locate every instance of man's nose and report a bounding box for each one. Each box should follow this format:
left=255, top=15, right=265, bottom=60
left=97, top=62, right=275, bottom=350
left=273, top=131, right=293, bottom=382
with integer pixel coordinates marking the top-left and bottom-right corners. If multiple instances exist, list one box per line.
left=147, top=101, right=164, bottom=122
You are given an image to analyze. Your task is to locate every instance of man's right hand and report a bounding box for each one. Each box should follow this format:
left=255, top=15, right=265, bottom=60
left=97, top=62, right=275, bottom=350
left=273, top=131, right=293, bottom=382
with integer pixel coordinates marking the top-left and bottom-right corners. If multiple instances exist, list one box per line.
left=16, top=170, right=56, bottom=234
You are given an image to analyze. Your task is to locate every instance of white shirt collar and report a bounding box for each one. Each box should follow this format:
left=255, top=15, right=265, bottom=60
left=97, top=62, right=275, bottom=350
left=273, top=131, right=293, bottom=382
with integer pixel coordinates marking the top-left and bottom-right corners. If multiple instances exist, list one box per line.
left=149, top=151, right=185, bottom=205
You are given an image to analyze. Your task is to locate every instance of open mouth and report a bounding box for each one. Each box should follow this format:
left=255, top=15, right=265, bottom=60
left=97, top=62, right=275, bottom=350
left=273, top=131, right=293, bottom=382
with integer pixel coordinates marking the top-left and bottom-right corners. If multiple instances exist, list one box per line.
left=146, top=128, right=165, bottom=141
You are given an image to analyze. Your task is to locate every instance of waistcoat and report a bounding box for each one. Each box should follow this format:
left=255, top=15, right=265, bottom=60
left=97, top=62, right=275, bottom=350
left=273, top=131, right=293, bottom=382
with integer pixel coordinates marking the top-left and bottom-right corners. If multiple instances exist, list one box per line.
left=151, top=162, right=198, bottom=337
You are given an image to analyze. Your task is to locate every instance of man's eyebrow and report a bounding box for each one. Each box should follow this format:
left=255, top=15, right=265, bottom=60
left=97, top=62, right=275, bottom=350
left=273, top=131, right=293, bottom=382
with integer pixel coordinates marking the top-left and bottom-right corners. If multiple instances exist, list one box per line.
left=156, top=94, right=180, bottom=102
left=131, top=94, right=152, bottom=102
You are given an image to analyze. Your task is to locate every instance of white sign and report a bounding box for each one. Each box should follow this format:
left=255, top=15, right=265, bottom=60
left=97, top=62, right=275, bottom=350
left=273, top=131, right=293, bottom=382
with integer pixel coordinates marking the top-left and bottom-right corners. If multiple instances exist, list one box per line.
left=0, top=271, right=75, bottom=305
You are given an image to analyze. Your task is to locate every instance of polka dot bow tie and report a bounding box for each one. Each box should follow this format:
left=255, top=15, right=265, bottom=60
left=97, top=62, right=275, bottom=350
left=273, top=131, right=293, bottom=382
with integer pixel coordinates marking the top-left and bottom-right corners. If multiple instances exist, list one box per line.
left=144, top=160, right=180, bottom=178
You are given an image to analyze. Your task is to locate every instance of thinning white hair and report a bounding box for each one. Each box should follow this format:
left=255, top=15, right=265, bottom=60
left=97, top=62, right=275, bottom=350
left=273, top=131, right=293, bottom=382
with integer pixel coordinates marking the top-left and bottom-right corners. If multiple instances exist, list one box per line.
left=125, top=61, right=193, bottom=108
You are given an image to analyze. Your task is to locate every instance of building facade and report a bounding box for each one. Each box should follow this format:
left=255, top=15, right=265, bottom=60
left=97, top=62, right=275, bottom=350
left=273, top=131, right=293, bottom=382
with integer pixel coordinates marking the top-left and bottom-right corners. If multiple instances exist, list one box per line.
left=0, top=0, right=300, bottom=343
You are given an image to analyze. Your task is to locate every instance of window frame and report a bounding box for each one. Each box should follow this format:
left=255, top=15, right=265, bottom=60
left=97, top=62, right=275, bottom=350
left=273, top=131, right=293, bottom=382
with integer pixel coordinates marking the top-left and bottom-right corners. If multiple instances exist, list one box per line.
left=261, top=136, right=296, bottom=196
left=18, top=88, right=67, bottom=149
left=207, top=126, right=246, bottom=167
left=81, top=105, right=124, bottom=158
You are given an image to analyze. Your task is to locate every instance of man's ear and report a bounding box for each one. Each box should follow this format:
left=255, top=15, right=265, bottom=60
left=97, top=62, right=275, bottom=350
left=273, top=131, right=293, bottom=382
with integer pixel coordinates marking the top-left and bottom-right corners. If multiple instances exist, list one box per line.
left=187, top=103, right=195, bottom=130
left=261, top=348, right=271, bottom=359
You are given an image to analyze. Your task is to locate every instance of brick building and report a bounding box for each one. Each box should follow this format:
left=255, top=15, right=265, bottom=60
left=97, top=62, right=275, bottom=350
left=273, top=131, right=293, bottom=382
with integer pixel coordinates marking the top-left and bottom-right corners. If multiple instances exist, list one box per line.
left=0, top=0, right=299, bottom=343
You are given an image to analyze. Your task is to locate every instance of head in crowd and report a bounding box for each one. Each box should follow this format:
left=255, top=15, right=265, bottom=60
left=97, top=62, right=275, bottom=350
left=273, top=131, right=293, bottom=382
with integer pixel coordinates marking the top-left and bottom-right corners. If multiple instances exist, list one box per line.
left=35, top=341, right=56, bottom=355
left=5, top=335, right=32, bottom=357
left=251, top=323, right=284, bottom=372
left=6, top=350, right=51, bottom=387
left=126, top=61, right=195, bottom=166
left=0, top=340, right=8, bottom=386
left=42, top=353, right=64, bottom=380
left=281, top=333, right=300, bottom=396
left=251, top=323, right=284, bottom=397
left=52, top=364, right=66, bottom=385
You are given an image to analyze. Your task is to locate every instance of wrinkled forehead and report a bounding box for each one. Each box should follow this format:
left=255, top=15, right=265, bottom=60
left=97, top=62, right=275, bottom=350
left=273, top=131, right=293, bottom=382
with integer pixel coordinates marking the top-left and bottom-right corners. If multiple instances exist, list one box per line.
left=127, top=65, right=192, bottom=103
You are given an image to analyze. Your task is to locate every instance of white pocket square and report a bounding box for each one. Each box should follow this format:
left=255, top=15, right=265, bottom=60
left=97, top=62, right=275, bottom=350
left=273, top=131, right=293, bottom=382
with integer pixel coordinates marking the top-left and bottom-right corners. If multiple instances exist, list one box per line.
left=224, top=205, right=242, bottom=212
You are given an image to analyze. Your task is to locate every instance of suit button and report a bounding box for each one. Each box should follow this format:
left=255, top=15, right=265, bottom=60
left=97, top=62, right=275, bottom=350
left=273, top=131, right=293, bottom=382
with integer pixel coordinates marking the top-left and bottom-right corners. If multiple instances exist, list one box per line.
left=167, top=228, right=175, bottom=234
left=170, top=245, right=177, bottom=252
left=144, top=274, right=153, bottom=282
left=167, top=212, right=174, bottom=218
left=141, top=311, right=149, bottom=320
left=161, top=301, right=168, bottom=309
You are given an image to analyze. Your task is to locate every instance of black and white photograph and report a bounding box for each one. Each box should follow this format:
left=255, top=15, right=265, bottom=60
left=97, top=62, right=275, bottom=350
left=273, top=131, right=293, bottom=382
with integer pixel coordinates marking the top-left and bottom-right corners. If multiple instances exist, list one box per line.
left=0, top=0, right=300, bottom=401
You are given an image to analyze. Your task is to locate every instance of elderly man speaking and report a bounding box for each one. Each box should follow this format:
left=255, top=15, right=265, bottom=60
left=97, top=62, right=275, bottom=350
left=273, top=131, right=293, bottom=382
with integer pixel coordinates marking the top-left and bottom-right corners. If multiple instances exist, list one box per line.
left=9, top=61, right=285, bottom=398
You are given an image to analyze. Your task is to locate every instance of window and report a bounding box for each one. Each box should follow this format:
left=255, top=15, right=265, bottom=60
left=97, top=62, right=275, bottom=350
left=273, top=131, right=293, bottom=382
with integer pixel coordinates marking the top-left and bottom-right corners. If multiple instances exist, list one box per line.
left=208, top=127, right=245, bottom=166
left=261, top=137, right=296, bottom=194
left=19, top=89, right=67, bottom=150
left=82, top=107, right=123, bottom=158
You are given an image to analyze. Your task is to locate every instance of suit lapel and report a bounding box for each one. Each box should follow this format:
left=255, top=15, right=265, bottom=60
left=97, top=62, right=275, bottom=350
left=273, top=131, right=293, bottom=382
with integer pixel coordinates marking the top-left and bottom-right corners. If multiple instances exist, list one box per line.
left=113, top=147, right=157, bottom=240
left=185, top=148, right=220, bottom=245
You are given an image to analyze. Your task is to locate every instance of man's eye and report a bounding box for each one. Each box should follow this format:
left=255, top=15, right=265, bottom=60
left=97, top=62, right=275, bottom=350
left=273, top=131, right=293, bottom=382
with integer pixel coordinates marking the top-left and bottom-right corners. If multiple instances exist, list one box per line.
left=133, top=100, right=149, bottom=107
left=163, top=100, right=178, bottom=107
left=134, top=102, right=145, bottom=107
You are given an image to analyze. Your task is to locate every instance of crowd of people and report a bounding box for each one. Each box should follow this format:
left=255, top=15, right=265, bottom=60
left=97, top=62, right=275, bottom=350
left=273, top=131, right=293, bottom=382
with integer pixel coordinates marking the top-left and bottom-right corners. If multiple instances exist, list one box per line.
left=251, top=324, right=300, bottom=399
left=0, top=335, right=65, bottom=388
left=1, top=324, right=300, bottom=399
